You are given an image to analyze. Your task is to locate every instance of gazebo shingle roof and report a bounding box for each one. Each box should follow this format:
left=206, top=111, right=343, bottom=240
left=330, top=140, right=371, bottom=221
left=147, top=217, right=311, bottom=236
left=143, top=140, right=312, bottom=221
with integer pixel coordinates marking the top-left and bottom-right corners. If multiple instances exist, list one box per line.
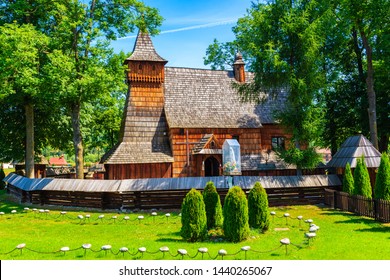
left=326, top=134, right=381, bottom=168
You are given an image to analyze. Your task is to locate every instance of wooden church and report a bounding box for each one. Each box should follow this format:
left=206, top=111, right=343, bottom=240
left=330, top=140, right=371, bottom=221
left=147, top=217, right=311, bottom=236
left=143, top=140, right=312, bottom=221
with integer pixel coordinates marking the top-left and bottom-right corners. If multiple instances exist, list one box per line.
left=101, top=31, right=291, bottom=179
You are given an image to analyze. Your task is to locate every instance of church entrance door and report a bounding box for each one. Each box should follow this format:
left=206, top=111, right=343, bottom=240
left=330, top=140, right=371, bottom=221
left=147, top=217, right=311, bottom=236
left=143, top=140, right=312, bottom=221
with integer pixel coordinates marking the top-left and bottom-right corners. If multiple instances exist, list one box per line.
left=204, top=156, right=219, bottom=177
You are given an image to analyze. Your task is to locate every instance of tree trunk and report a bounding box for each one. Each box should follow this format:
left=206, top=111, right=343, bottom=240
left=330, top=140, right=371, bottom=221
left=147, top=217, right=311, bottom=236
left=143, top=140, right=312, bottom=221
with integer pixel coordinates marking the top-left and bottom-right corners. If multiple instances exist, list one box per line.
left=72, top=102, right=84, bottom=179
left=360, top=30, right=379, bottom=149
left=25, top=103, right=35, bottom=178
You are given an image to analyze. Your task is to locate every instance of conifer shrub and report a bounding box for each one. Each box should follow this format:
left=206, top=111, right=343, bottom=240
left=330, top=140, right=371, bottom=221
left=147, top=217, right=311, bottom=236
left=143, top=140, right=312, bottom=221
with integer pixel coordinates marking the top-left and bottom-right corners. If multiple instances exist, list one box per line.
left=353, top=156, right=372, bottom=198
left=223, top=186, right=250, bottom=242
left=248, top=182, right=269, bottom=231
left=342, top=163, right=354, bottom=194
left=374, top=153, right=390, bottom=200
left=0, top=168, right=5, bottom=190
left=202, top=181, right=223, bottom=229
left=180, top=188, right=207, bottom=242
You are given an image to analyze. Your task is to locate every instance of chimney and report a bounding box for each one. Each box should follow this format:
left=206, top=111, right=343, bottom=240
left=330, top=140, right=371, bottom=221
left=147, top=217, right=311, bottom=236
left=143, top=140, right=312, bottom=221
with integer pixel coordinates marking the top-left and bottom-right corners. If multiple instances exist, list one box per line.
left=233, top=52, right=245, bottom=83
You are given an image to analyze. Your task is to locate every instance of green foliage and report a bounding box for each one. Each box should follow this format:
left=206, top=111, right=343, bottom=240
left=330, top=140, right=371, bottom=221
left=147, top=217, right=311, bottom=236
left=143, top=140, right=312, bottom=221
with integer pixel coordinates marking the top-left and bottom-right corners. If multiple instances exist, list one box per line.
left=0, top=168, right=5, bottom=190
left=180, top=189, right=207, bottom=242
left=276, top=145, right=323, bottom=170
left=353, top=156, right=372, bottom=198
left=202, top=181, right=223, bottom=229
left=205, top=0, right=390, bottom=154
left=374, top=153, right=390, bottom=200
left=248, top=182, right=269, bottom=231
left=0, top=1, right=163, bottom=178
left=223, top=186, right=250, bottom=242
left=342, top=163, right=354, bottom=194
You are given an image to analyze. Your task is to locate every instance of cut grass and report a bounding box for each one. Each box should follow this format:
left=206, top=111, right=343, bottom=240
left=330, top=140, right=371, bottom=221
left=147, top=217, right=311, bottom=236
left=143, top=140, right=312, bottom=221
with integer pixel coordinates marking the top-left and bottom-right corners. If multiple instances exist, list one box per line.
left=1, top=190, right=389, bottom=260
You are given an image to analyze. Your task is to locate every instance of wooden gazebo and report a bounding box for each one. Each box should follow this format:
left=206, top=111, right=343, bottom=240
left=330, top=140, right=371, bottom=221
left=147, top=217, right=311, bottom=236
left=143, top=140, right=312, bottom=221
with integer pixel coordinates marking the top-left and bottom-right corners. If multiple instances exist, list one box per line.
left=327, top=134, right=381, bottom=186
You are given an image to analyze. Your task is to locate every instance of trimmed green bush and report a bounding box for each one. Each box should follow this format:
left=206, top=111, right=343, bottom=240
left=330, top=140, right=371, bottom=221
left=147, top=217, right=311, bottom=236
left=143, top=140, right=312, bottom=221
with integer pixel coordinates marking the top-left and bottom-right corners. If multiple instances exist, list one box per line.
left=180, top=188, right=207, bottom=242
left=0, top=168, right=5, bottom=190
left=202, top=181, right=223, bottom=229
left=374, top=153, right=390, bottom=200
left=353, top=156, right=372, bottom=198
left=248, top=182, right=269, bottom=232
left=223, top=186, right=250, bottom=242
left=342, top=163, right=354, bottom=194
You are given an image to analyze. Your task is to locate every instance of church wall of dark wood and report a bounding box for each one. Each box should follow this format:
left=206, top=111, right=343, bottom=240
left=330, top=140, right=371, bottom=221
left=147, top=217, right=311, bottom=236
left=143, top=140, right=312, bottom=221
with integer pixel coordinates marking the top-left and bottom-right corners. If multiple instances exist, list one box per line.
left=105, top=163, right=172, bottom=179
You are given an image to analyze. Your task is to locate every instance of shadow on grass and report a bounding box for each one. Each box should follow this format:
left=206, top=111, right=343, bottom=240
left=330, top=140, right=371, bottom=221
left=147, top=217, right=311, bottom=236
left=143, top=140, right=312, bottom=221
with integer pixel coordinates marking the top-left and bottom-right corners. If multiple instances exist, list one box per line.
left=334, top=217, right=379, bottom=226
left=156, top=231, right=182, bottom=243
left=355, top=227, right=390, bottom=234
left=320, top=210, right=356, bottom=217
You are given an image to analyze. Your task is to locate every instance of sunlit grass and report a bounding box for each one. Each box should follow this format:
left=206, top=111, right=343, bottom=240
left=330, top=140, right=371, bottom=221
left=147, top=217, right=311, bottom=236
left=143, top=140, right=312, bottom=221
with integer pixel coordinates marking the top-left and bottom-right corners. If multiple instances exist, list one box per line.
left=1, top=190, right=389, bottom=260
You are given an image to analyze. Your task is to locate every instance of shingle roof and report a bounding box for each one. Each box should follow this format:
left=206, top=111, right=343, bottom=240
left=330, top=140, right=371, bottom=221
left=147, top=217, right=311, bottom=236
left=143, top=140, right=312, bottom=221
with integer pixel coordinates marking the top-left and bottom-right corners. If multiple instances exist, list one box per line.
left=100, top=107, right=173, bottom=164
left=164, top=67, right=287, bottom=128
left=326, top=134, right=381, bottom=168
left=124, top=31, right=167, bottom=63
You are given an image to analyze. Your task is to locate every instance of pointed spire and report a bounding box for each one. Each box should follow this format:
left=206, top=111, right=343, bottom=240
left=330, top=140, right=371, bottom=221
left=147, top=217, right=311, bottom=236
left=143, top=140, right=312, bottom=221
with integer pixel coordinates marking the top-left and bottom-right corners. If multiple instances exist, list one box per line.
left=124, top=30, right=167, bottom=64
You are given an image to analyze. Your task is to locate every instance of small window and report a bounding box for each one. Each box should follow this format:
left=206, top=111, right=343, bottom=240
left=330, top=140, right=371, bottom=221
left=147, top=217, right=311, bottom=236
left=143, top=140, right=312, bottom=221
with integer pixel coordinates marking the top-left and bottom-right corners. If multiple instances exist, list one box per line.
left=210, top=140, right=216, bottom=149
left=271, top=137, right=285, bottom=150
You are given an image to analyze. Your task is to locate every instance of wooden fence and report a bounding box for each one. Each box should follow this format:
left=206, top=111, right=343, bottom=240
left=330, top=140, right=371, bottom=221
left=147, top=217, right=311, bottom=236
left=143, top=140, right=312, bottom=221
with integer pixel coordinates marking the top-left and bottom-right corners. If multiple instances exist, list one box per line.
left=324, top=189, right=390, bottom=223
left=4, top=173, right=341, bottom=210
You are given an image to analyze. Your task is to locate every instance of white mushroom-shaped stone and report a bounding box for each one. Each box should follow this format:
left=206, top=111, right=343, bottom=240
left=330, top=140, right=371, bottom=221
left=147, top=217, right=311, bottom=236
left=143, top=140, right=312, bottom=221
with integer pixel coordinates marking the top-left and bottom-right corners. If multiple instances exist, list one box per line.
left=138, top=215, right=144, bottom=220
left=24, top=207, right=30, bottom=211
left=61, top=247, right=70, bottom=252
left=309, top=226, right=318, bottom=232
left=280, top=238, right=290, bottom=245
left=11, top=210, right=17, bottom=214
left=120, top=247, right=129, bottom=253
left=16, top=243, right=26, bottom=249
left=151, top=212, right=157, bottom=216
left=270, top=211, right=276, bottom=215
left=198, top=247, right=208, bottom=253
left=0, top=212, right=4, bottom=215
left=44, top=209, right=50, bottom=213
left=160, top=246, right=169, bottom=252
left=218, top=249, right=227, bottom=256
left=85, top=214, right=90, bottom=218
left=178, top=213, right=182, bottom=217
left=101, top=245, right=112, bottom=250
left=39, top=209, right=45, bottom=213
left=178, top=249, right=187, bottom=255
left=284, top=213, right=290, bottom=217
left=32, top=208, right=37, bottom=212
left=124, top=216, right=130, bottom=220
left=241, top=246, right=251, bottom=251
left=82, top=244, right=92, bottom=249
left=98, top=215, right=104, bottom=219
left=61, top=211, right=67, bottom=215
left=165, top=213, right=171, bottom=217
left=112, top=216, right=117, bottom=219
left=297, top=216, right=303, bottom=220
left=305, top=232, right=317, bottom=239
left=305, top=219, right=313, bottom=223
left=138, top=247, right=147, bottom=253
left=78, top=215, right=84, bottom=219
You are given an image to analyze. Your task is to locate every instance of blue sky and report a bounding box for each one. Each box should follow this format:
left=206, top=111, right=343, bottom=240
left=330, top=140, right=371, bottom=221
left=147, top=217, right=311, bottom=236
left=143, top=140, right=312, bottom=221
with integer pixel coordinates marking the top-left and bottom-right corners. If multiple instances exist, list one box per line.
left=111, top=0, right=254, bottom=69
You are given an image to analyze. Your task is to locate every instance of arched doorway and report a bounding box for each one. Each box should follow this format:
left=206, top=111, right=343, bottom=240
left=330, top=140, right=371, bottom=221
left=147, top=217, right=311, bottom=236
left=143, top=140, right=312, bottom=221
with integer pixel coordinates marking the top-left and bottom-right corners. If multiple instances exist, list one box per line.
left=204, top=156, right=220, bottom=177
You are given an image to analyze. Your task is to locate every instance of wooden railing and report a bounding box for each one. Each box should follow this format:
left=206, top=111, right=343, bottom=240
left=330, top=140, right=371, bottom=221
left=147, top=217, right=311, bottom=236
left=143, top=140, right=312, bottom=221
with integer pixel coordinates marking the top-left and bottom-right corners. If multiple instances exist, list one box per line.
left=324, top=189, right=390, bottom=223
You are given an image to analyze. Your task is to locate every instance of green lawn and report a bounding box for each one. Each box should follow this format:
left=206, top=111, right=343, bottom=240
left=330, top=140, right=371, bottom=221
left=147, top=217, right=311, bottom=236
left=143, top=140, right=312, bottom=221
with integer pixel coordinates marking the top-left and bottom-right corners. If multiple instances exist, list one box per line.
left=1, top=190, right=389, bottom=260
